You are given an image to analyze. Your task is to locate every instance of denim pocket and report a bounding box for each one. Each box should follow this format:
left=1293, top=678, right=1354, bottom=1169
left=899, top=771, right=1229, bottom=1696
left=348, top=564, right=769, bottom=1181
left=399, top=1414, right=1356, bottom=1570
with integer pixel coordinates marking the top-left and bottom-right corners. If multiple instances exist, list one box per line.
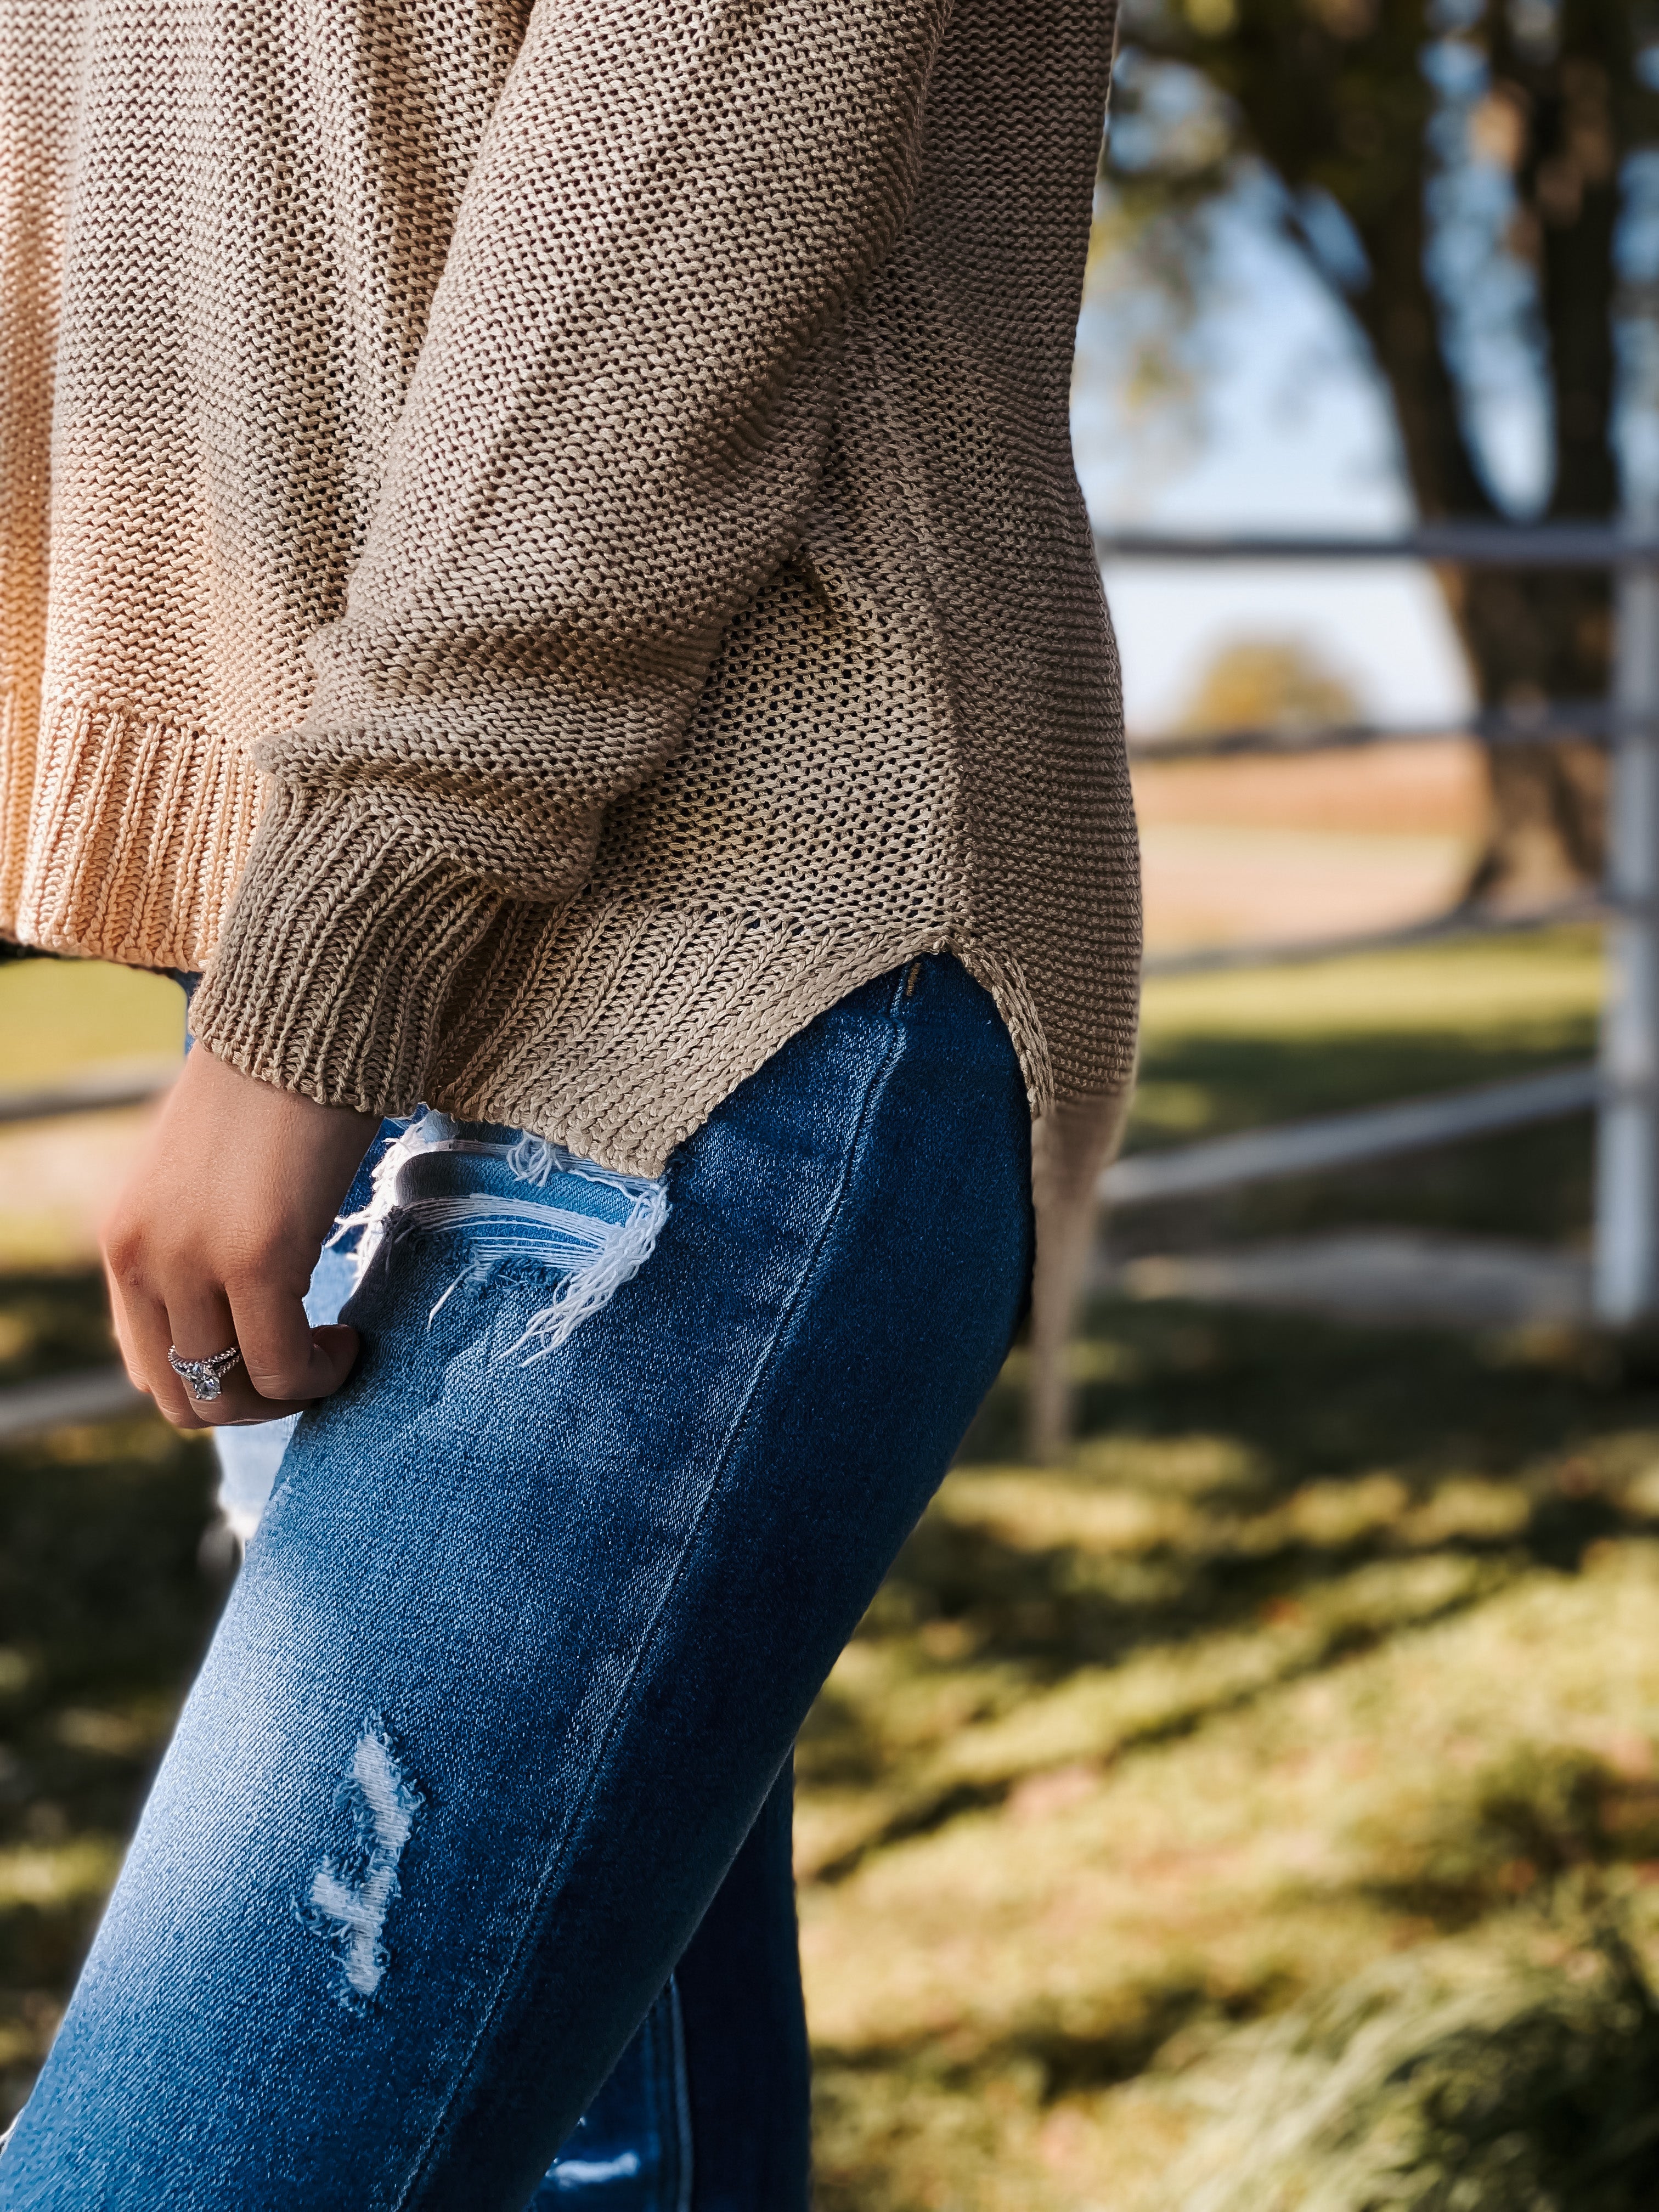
left=340, top=1114, right=670, bottom=1361
left=213, top=1115, right=670, bottom=1543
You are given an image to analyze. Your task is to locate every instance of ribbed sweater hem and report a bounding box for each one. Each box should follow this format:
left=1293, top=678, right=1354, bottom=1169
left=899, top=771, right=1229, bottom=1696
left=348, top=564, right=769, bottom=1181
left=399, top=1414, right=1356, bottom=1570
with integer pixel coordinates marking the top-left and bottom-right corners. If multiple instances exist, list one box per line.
left=5, top=693, right=263, bottom=970
left=2, top=690, right=1080, bottom=1193
left=441, top=918, right=1057, bottom=1182
left=196, top=878, right=1056, bottom=1182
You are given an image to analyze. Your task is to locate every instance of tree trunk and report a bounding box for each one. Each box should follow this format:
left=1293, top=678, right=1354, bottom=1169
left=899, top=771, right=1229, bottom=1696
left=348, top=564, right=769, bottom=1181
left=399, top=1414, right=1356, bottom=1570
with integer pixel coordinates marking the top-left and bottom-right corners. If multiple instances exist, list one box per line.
left=1166, top=0, right=1657, bottom=901
left=1339, top=9, right=1623, bottom=900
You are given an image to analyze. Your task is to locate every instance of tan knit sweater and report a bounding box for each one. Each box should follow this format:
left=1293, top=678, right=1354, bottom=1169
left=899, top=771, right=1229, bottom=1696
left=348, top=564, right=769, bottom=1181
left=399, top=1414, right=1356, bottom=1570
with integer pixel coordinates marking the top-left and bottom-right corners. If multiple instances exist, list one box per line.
left=2, top=0, right=1138, bottom=1218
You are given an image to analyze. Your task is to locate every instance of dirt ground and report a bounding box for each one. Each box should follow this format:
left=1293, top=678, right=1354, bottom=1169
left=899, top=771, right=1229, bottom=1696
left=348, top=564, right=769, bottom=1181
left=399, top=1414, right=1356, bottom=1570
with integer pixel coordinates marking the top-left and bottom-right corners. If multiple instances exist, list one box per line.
left=1132, top=735, right=1490, bottom=953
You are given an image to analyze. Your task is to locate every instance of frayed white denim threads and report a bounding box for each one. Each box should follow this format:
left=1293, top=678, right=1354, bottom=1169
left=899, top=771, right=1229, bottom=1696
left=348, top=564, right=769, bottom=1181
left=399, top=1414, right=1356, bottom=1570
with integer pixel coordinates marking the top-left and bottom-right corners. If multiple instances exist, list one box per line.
left=329, top=1113, right=473, bottom=1288
left=306, top=1722, right=422, bottom=2004
left=333, top=1112, right=670, bottom=1356
left=501, top=1175, right=670, bottom=1363
left=212, top=1116, right=669, bottom=1549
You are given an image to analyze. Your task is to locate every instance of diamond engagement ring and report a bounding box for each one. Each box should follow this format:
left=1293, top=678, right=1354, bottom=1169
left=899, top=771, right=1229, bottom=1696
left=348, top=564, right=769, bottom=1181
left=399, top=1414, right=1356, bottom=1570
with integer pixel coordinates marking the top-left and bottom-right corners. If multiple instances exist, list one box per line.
left=167, top=1344, right=244, bottom=1403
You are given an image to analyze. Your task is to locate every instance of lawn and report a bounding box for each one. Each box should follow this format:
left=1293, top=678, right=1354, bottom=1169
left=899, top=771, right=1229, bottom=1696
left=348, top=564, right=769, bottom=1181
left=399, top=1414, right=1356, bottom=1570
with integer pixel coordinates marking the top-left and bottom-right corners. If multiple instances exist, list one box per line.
left=805, top=1301, right=1659, bottom=2209
left=7, top=932, right=1656, bottom=2210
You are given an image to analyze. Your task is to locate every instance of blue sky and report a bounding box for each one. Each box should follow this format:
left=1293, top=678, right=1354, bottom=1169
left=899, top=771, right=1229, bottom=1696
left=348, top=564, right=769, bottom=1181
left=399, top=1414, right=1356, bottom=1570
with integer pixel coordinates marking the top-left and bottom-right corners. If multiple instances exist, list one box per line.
left=1073, top=190, right=1476, bottom=735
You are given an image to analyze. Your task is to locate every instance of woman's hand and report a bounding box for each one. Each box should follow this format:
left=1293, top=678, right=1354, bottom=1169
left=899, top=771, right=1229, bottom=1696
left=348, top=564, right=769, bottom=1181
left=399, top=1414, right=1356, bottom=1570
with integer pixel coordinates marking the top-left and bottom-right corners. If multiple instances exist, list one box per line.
left=102, top=1047, right=382, bottom=1429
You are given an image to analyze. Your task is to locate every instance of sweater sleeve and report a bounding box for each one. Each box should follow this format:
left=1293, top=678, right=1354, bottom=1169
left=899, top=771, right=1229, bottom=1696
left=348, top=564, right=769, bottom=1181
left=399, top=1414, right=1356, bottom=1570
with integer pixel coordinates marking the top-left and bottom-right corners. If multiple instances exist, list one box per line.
left=189, top=0, right=952, bottom=1113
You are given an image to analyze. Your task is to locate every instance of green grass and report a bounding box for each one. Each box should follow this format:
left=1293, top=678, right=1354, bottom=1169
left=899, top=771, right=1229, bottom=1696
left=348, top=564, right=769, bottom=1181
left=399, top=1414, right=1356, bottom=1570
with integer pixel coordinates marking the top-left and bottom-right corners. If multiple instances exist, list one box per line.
left=803, top=1297, right=1659, bottom=2210
left=1133, top=927, right=1604, bottom=1143
left=0, top=957, right=184, bottom=1090
left=0, top=926, right=1604, bottom=1116
left=1133, top=927, right=1601, bottom=1168
left=1125, top=927, right=1602, bottom=1252
left=5, top=927, right=1651, bottom=2205
left=0, top=1388, right=219, bottom=2113
left=0, top=957, right=188, bottom=1268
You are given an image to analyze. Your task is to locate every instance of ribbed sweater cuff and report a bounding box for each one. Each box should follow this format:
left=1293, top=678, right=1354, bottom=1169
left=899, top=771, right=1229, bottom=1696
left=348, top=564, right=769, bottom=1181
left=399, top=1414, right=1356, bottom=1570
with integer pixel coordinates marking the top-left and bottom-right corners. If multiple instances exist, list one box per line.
left=188, top=784, right=506, bottom=1115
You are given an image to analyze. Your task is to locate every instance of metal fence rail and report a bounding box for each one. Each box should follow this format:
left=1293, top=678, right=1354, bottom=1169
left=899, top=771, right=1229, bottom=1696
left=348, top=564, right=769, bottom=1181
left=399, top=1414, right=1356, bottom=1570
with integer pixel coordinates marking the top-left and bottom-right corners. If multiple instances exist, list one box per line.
left=1096, top=525, right=1659, bottom=567
left=0, top=1057, right=177, bottom=1126
left=1142, top=893, right=1604, bottom=981
left=1104, top=1065, right=1599, bottom=1209
left=1099, top=520, right=1653, bottom=1324
left=0, top=1367, right=143, bottom=1443
left=1128, top=699, right=1629, bottom=762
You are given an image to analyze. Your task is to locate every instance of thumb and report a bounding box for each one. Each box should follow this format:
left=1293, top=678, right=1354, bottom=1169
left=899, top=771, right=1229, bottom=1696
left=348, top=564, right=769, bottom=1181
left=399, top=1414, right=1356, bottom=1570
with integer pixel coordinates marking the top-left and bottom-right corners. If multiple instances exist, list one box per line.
left=231, top=1283, right=362, bottom=1403
left=295, top=1322, right=362, bottom=1400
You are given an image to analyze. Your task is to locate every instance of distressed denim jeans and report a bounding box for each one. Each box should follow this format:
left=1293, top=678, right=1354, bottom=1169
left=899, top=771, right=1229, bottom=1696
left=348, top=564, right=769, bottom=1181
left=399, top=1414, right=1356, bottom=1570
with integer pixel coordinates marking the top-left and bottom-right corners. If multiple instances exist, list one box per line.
left=0, top=955, right=1032, bottom=2211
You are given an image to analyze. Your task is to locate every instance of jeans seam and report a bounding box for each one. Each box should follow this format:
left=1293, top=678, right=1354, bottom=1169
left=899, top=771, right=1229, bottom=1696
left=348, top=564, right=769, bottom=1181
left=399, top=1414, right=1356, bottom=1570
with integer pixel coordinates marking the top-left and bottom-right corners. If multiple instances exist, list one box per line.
left=667, top=1975, right=693, bottom=2212
left=393, top=1011, right=908, bottom=2210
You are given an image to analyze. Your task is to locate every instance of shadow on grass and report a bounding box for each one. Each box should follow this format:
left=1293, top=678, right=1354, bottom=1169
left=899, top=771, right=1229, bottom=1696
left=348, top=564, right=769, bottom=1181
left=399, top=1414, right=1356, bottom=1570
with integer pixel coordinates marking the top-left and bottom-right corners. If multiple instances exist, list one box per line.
left=0, top=1271, right=119, bottom=1393
left=812, top=1915, right=1659, bottom=2212
left=962, top=1293, right=1646, bottom=1481
left=794, top=1297, right=1659, bottom=1875
left=809, top=1747, right=1659, bottom=2208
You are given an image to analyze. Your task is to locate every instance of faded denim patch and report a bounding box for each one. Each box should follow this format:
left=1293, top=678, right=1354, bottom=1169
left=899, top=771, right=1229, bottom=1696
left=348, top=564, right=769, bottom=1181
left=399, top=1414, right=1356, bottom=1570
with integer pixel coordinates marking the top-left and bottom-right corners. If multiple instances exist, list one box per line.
left=302, top=1719, right=422, bottom=2008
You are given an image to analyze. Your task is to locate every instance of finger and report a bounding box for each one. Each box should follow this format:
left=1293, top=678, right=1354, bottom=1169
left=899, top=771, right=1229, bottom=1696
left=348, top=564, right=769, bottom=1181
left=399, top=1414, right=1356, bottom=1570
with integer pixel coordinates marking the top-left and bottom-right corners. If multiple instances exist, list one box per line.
left=103, top=1218, right=204, bottom=1425
left=102, top=1254, right=146, bottom=1393
left=227, top=1277, right=361, bottom=1409
left=122, top=1277, right=209, bottom=1430
left=167, top=1283, right=338, bottom=1429
left=165, top=1282, right=268, bottom=1428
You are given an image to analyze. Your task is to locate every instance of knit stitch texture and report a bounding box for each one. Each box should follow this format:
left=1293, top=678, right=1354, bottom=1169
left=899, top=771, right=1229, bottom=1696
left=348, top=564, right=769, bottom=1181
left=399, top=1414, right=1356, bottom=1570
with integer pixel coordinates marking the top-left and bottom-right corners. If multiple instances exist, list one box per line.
left=1, top=0, right=1139, bottom=1198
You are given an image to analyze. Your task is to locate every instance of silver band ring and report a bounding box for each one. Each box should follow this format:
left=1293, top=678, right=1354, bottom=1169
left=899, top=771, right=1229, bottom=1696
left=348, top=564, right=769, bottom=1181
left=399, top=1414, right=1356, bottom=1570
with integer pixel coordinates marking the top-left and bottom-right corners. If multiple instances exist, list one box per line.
left=167, top=1344, right=244, bottom=1403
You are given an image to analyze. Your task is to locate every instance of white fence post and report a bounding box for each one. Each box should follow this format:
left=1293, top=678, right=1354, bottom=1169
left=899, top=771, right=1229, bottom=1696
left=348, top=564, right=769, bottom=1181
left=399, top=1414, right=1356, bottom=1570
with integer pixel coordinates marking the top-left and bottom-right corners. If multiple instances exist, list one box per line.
left=1594, top=512, right=1659, bottom=1324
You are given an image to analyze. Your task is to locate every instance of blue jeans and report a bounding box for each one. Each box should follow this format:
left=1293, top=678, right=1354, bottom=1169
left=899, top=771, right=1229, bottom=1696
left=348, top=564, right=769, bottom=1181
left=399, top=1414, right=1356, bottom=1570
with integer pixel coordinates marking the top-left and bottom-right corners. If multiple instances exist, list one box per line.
left=0, top=956, right=1031, bottom=2210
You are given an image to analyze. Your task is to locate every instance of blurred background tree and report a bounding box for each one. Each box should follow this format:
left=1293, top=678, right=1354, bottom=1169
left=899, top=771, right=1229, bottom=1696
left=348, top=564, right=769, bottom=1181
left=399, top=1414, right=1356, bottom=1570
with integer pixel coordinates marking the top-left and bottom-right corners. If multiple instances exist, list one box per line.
left=1176, top=636, right=1364, bottom=732
left=1102, top=0, right=1659, bottom=899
